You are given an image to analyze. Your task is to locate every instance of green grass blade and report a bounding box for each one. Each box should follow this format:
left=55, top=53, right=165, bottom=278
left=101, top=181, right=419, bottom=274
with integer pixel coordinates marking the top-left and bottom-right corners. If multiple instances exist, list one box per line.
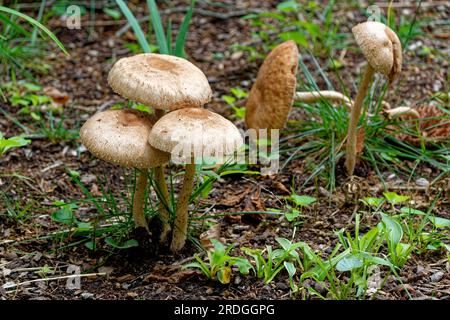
left=115, top=0, right=151, bottom=53
left=0, top=13, right=30, bottom=36
left=174, top=0, right=196, bottom=57
left=0, top=5, right=68, bottom=55
left=166, top=18, right=173, bottom=55
left=31, top=0, right=47, bottom=45
left=147, top=0, right=168, bottom=54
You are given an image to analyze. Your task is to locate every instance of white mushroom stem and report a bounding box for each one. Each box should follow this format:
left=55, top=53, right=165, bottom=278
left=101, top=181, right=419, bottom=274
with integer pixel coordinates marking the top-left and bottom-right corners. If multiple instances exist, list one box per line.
left=154, top=165, right=171, bottom=242
left=294, top=90, right=391, bottom=110
left=345, top=65, right=375, bottom=176
left=132, top=168, right=149, bottom=230
left=384, top=107, right=420, bottom=120
left=154, top=108, right=171, bottom=242
left=170, top=163, right=196, bottom=253
left=295, top=90, right=353, bottom=108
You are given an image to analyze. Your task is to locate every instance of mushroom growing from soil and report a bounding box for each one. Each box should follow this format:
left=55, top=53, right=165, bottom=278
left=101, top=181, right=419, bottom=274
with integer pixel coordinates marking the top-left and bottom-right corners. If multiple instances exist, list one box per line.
left=107, top=53, right=212, bottom=240
left=245, top=40, right=355, bottom=131
left=148, top=108, right=243, bottom=252
left=345, top=21, right=402, bottom=176
left=80, top=109, right=169, bottom=230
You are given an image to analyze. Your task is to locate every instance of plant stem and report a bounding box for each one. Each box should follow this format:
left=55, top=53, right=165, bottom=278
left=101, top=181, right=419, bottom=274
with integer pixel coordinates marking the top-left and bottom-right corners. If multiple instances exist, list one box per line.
left=345, top=65, right=375, bottom=176
left=154, top=165, right=171, bottom=242
left=170, top=163, right=196, bottom=252
left=132, top=168, right=149, bottom=230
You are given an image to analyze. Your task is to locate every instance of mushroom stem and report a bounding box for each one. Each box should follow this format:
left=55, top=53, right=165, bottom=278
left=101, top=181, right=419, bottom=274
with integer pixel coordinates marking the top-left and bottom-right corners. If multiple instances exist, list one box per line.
left=170, top=163, right=196, bottom=252
left=294, top=90, right=391, bottom=110
left=295, top=90, right=353, bottom=109
left=345, top=65, right=375, bottom=176
left=132, top=168, right=149, bottom=230
left=384, top=106, right=420, bottom=120
left=154, top=165, right=171, bottom=242
left=153, top=108, right=171, bottom=242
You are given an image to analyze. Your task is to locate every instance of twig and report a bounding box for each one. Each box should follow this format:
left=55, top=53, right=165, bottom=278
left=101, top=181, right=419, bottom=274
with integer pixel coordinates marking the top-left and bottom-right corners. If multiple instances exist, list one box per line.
left=3, top=272, right=106, bottom=290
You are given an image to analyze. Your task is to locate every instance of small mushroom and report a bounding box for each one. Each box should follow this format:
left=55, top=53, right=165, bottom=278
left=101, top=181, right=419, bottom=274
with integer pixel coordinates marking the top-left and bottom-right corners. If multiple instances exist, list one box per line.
left=80, top=109, right=169, bottom=230
left=107, top=53, right=212, bottom=241
left=245, top=40, right=299, bottom=131
left=148, top=108, right=243, bottom=252
left=345, top=21, right=402, bottom=176
left=245, top=41, right=358, bottom=131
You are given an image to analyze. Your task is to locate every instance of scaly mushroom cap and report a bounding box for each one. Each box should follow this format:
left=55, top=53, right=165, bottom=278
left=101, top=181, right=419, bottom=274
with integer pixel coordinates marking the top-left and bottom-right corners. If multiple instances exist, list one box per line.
left=245, top=40, right=299, bottom=130
left=80, top=109, right=169, bottom=169
left=108, top=53, right=212, bottom=110
left=148, top=108, right=243, bottom=164
left=352, top=21, right=402, bottom=82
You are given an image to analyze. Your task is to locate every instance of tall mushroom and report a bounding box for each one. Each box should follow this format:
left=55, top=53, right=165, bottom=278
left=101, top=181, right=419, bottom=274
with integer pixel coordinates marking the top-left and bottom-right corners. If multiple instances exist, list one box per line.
left=245, top=40, right=355, bottom=131
left=345, top=21, right=402, bottom=176
left=80, top=109, right=169, bottom=230
left=148, top=108, right=243, bottom=252
left=107, top=53, right=212, bottom=240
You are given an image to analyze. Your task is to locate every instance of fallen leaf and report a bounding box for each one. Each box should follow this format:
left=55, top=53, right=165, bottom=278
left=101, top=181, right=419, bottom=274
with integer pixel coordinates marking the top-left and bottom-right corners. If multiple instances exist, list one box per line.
left=273, top=181, right=290, bottom=194
left=44, top=86, right=70, bottom=105
left=199, top=223, right=221, bottom=250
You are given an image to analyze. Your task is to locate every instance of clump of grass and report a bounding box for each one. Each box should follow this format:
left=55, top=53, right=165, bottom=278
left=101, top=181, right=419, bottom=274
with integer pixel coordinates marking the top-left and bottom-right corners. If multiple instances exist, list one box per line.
left=0, top=5, right=67, bottom=82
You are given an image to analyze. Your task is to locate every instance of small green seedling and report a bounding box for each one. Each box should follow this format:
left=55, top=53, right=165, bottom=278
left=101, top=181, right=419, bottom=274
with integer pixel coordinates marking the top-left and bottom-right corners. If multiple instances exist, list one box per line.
left=0, top=132, right=30, bottom=156
left=221, top=87, right=247, bottom=120
left=184, top=239, right=252, bottom=284
left=284, top=193, right=316, bottom=222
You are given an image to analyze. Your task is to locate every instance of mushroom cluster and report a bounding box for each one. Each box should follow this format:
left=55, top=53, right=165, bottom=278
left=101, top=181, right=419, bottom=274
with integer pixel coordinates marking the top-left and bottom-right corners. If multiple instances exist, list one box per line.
left=245, top=22, right=404, bottom=177
left=80, top=53, right=243, bottom=252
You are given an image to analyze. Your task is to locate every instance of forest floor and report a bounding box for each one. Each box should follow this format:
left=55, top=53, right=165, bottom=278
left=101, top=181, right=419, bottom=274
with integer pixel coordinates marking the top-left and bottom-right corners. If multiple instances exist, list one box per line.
left=0, top=1, right=449, bottom=300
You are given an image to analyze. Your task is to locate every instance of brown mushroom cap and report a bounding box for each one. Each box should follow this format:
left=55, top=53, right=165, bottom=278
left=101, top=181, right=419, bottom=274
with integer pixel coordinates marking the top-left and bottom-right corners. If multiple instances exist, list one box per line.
left=352, top=21, right=402, bottom=82
left=80, top=109, right=169, bottom=169
left=108, top=53, right=212, bottom=110
left=148, top=108, right=243, bottom=163
left=245, top=40, right=299, bottom=130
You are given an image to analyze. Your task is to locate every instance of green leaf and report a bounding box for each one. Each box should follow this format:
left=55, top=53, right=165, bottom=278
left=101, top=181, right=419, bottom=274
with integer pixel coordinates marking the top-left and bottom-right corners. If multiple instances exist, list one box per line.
left=284, top=261, right=296, bottom=278
left=0, top=135, right=31, bottom=155
left=276, top=237, right=293, bottom=251
left=380, top=213, right=403, bottom=245
left=105, top=237, right=139, bottom=249
left=276, top=0, right=300, bottom=12
left=230, top=87, right=248, bottom=99
left=233, top=258, right=253, bottom=275
left=400, top=207, right=426, bottom=215
left=279, top=31, right=308, bottom=47
left=147, top=0, right=168, bottom=54
left=115, top=0, right=151, bottom=53
left=289, top=195, right=316, bottom=207
left=336, top=255, right=363, bottom=272
left=428, top=216, right=450, bottom=228
left=285, top=208, right=300, bottom=222
left=361, top=197, right=384, bottom=208
left=51, top=204, right=77, bottom=224
left=174, top=0, right=195, bottom=57
left=383, top=192, right=409, bottom=205
left=359, top=227, right=379, bottom=252
left=221, top=95, right=236, bottom=106
left=103, top=7, right=121, bottom=20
